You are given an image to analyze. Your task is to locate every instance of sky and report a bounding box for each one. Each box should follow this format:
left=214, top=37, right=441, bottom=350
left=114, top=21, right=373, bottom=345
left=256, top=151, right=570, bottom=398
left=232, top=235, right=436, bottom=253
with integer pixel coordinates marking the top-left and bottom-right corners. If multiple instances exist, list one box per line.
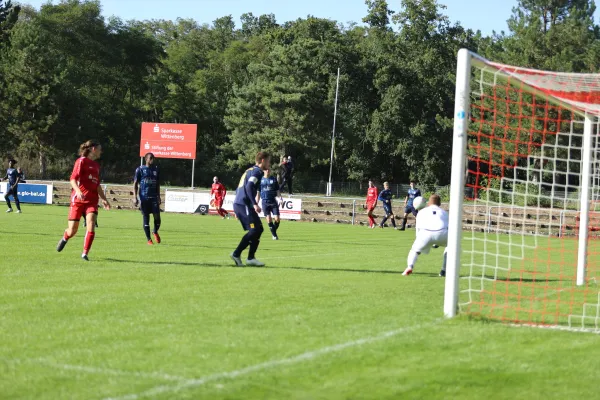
left=20, top=0, right=520, bottom=36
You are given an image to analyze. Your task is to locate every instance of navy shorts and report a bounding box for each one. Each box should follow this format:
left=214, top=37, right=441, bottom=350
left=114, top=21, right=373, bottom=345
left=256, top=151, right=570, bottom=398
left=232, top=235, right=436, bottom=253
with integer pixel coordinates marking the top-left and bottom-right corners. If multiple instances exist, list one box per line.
left=383, top=205, right=393, bottom=215
left=404, top=205, right=418, bottom=216
left=140, top=199, right=160, bottom=215
left=234, top=203, right=262, bottom=231
left=262, top=201, right=280, bottom=217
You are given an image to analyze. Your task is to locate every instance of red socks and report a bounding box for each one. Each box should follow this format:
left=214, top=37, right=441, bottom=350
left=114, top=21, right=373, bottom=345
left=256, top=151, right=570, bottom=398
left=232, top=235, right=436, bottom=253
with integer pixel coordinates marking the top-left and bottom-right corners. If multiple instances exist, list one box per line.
left=63, top=231, right=72, bottom=241
left=83, top=231, right=95, bottom=255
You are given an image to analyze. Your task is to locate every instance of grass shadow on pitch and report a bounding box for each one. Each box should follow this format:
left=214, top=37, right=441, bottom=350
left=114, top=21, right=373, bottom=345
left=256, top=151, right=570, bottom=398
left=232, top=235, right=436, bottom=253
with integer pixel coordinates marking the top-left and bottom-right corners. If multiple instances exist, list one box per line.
left=264, top=265, right=404, bottom=275
left=103, top=258, right=229, bottom=268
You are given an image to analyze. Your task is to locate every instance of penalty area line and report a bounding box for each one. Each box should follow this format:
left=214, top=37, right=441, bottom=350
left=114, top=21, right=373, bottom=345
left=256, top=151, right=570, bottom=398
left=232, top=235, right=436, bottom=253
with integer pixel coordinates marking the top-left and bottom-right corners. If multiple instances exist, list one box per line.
left=104, top=319, right=443, bottom=400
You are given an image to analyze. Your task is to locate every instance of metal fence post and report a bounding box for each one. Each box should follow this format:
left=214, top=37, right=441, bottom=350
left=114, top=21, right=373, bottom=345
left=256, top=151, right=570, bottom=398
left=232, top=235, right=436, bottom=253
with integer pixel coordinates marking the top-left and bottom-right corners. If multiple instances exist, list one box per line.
left=352, top=200, right=356, bottom=225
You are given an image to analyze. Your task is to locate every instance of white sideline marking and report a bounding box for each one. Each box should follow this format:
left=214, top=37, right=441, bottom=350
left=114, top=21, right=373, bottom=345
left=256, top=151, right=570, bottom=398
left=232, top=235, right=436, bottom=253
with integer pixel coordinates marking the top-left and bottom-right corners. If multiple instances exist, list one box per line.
left=105, top=319, right=442, bottom=400
left=533, top=288, right=566, bottom=301
left=5, top=357, right=189, bottom=382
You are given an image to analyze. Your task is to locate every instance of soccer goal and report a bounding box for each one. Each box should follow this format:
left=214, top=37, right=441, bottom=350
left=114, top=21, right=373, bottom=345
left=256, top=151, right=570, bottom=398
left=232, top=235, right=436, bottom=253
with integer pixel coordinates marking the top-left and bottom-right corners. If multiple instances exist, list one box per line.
left=444, top=49, right=600, bottom=332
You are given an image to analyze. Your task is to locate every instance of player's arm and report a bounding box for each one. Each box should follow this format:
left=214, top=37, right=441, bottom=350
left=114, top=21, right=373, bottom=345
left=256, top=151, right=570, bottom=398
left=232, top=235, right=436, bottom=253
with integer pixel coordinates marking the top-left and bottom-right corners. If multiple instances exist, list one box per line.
left=70, top=160, right=84, bottom=200
left=156, top=168, right=161, bottom=205
left=245, top=172, right=261, bottom=212
left=133, top=168, right=140, bottom=206
left=404, top=195, right=408, bottom=206
left=98, top=184, right=111, bottom=210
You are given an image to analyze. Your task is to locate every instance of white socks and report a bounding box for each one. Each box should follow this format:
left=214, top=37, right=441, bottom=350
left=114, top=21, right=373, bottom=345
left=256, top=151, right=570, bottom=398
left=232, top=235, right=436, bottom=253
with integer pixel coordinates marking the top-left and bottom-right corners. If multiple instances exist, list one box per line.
left=407, top=250, right=419, bottom=269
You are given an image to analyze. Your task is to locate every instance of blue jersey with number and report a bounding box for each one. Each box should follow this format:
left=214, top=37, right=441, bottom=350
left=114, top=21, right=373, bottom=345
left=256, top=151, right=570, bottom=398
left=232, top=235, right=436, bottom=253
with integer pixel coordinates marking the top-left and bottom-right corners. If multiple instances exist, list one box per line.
left=234, top=165, right=263, bottom=207
left=6, top=168, right=18, bottom=186
left=407, top=188, right=421, bottom=207
left=260, top=176, right=279, bottom=203
left=134, top=165, right=160, bottom=200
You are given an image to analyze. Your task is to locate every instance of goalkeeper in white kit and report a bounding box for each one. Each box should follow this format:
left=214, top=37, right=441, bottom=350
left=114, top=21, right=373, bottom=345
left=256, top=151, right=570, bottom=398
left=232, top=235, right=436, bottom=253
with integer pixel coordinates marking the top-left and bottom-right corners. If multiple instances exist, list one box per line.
left=402, top=194, right=448, bottom=277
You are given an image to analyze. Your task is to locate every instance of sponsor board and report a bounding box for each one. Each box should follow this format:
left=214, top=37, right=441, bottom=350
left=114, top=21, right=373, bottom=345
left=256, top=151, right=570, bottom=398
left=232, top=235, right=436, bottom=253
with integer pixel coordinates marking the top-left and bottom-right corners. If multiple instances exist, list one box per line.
left=0, top=182, right=53, bottom=204
left=165, top=191, right=302, bottom=220
left=140, top=122, right=197, bottom=160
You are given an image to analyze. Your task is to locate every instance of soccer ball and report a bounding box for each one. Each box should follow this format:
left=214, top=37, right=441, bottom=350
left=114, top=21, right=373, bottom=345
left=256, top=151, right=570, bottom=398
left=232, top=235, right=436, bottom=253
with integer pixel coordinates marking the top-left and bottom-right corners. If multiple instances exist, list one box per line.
left=413, top=196, right=425, bottom=210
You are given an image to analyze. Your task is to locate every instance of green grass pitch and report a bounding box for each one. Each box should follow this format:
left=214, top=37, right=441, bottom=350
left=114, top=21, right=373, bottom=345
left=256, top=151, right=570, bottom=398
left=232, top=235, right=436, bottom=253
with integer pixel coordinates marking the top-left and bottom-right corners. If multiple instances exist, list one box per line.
left=1, top=205, right=599, bottom=399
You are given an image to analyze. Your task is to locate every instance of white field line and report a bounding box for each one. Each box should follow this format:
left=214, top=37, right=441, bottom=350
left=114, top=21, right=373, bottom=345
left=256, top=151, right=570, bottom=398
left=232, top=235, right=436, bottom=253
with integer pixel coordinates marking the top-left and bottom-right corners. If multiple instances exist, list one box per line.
left=104, top=319, right=443, bottom=400
left=533, top=288, right=567, bottom=301
left=508, top=323, right=600, bottom=334
left=4, top=357, right=189, bottom=382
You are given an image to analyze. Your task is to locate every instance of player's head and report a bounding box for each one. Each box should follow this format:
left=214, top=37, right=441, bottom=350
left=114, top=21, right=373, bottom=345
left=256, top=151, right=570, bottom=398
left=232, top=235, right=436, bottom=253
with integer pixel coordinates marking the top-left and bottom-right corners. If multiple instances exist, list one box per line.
left=213, top=176, right=218, bottom=183
left=8, top=159, right=16, bottom=168
left=428, top=194, right=441, bottom=207
left=80, top=140, right=102, bottom=160
left=17, top=167, right=22, bottom=173
left=256, top=151, right=271, bottom=171
left=383, top=181, right=389, bottom=189
left=368, top=180, right=374, bottom=188
left=144, top=152, right=155, bottom=166
left=410, top=180, right=415, bottom=188
left=288, top=156, right=292, bottom=161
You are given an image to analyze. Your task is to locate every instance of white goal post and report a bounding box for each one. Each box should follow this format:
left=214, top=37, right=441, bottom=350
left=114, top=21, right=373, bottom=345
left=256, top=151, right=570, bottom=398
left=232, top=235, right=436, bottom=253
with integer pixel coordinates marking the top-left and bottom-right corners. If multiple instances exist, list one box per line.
left=443, top=49, right=600, bottom=331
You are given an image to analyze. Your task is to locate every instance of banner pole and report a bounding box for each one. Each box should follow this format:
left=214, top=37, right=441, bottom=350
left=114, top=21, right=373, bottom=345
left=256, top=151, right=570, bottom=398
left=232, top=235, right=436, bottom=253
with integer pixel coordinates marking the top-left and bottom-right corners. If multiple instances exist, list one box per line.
left=140, top=157, right=143, bottom=166
left=191, top=159, right=195, bottom=189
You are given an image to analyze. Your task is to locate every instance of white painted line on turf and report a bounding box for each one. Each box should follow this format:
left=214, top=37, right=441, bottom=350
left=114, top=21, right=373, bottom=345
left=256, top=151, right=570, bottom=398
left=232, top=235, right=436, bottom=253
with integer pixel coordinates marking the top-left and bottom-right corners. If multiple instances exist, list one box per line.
left=533, top=288, right=566, bottom=301
left=104, top=319, right=443, bottom=400
left=5, top=357, right=189, bottom=382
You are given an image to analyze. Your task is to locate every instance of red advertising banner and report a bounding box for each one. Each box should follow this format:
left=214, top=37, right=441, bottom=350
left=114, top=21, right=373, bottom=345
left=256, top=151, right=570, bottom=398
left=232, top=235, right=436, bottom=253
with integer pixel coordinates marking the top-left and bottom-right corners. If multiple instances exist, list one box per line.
left=140, top=123, right=197, bottom=160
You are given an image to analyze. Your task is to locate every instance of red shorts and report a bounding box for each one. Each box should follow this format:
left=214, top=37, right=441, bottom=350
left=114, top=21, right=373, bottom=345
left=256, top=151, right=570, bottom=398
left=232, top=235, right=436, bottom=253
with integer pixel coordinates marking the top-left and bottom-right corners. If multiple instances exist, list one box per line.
left=69, top=202, right=98, bottom=221
left=366, top=203, right=376, bottom=211
left=214, top=197, right=224, bottom=208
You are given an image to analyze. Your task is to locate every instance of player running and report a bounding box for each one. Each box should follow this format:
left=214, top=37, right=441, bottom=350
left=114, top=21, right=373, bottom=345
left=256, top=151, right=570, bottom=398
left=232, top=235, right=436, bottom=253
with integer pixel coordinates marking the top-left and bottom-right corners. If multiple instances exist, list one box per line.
left=400, top=180, right=421, bottom=231
left=258, top=169, right=283, bottom=240
left=56, top=140, right=111, bottom=261
left=230, top=151, right=271, bottom=267
left=364, top=180, right=378, bottom=228
left=134, top=152, right=162, bottom=245
left=378, top=182, right=397, bottom=229
left=2, top=159, right=22, bottom=213
left=402, top=194, right=448, bottom=276
left=210, top=176, right=230, bottom=219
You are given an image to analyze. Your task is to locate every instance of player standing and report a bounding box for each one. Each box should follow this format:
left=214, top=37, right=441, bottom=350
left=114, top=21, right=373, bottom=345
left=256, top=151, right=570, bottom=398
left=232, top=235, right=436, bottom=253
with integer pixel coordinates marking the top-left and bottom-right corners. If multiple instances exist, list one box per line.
left=258, top=169, right=283, bottom=240
left=400, top=180, right=421, bottom=231
left=364, top=180, right=378, bottom=228
left=2, top=159, right=21, bottom=213
left=134, top=152, right=162, bottom=245
left=402, top=194, right=448, bottom=276
left=378, top=182, right=397, bottom=229
left=56, top=140, right=111, bottom=261
left=230, top=151, right=270, bottom=267
left=210, top=176, right=230, bottom=219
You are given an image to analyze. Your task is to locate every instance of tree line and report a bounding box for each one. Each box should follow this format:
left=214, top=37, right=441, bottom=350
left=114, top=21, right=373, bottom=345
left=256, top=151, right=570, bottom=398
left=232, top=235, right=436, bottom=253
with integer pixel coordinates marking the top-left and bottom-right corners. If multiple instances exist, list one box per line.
left=0, top=0, right=598, bottom=189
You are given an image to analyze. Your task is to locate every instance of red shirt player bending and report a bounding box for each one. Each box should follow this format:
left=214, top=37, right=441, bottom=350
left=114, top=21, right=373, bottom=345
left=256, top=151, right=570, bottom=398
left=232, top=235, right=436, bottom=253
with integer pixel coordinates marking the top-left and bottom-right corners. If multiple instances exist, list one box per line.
left=56, top=140, right=111, bottom=261
left=211, top=176, right=230, bottom=219
left=364, top=180, right=378, bottom=229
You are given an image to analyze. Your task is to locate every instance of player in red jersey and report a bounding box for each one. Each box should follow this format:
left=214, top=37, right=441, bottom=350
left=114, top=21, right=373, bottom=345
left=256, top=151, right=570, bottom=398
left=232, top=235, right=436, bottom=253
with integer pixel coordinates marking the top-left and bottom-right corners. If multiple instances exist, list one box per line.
left=56, top=140, right=111, bottom=261
left=364, top=180, right=379, bottom=229
left=210, top=176, right=230, bottom=219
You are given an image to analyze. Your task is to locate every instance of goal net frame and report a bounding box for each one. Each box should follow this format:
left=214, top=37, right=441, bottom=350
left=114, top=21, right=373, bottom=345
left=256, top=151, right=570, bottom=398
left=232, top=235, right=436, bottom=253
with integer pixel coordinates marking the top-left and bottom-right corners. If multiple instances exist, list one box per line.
left=444, top=49, right=599, bottom=329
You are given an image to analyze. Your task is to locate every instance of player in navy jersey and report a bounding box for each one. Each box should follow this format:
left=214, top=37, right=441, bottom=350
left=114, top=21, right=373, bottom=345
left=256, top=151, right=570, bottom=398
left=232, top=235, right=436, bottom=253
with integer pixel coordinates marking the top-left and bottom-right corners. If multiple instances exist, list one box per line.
left=230, top=151, right=271, bottom=267
left=2, top=159, right=22, bottom=213
left=258, top=169, right=283, bottom=240
left=378, top=182, right=397, bottom=229
left=134, top=153, right=162, bottom=245
left=400, top=180, right=421, bottom=230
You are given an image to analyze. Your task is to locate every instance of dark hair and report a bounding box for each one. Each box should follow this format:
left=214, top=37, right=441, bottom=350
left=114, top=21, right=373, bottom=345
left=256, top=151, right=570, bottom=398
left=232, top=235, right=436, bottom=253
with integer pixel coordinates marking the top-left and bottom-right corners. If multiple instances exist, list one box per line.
left=256, top=151, right=270, bottom=164
left=79, top=140, right=100, bottom=157
left=430, top=194, right=441, bottom=206
left=144, top=152, right=155, bottom=159
left=8, top=159, right=16, bottom=164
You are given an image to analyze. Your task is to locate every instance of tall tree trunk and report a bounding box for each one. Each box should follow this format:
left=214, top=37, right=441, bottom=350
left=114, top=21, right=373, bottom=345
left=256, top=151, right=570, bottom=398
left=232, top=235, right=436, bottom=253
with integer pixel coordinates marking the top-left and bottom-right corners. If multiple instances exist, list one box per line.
left=39, top=150, right=47, bottom=179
